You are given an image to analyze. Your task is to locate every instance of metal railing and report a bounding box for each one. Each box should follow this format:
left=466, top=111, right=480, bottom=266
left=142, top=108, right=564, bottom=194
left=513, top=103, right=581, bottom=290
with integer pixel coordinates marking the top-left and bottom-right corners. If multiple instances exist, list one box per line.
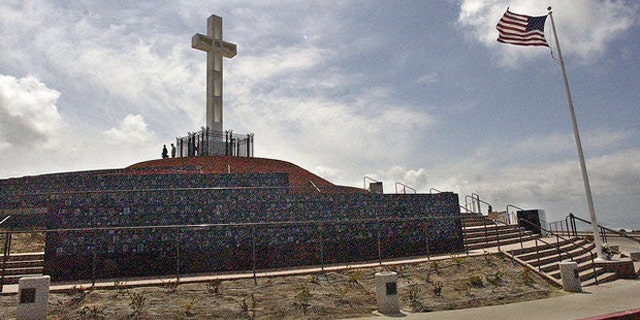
left=175, top=128, right=254, bottom=157
left=506, top=204, right=525, bottom=225
left=563, top=213, right=640, bottom=261
left=0, top=215, right=11, bottom=292
left=548, top=213, right=640, bottom=247
left=1, top=215, right=465, bottom=292
left=394, top=182, right=416, bottom=194
left=363, top=176, right=380, bottom=190
left=464, top=194, right=494, bottom=215
left=518, top=218, right=599, bottom=285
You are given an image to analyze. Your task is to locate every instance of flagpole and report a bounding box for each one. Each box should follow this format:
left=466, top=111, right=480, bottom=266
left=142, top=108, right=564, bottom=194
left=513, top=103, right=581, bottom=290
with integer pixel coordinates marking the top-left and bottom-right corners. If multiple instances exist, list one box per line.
left=547, top=6, right=604, bottom=260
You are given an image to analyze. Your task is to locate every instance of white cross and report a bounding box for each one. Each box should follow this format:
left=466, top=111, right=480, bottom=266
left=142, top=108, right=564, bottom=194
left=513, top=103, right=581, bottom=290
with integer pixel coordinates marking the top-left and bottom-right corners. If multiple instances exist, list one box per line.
left=192, top=14, right=237, bottom=135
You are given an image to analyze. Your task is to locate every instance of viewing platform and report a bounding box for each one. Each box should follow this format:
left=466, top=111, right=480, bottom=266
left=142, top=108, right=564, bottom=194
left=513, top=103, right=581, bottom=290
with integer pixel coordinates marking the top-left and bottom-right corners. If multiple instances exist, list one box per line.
left=175, top=128, right=253, bottom=158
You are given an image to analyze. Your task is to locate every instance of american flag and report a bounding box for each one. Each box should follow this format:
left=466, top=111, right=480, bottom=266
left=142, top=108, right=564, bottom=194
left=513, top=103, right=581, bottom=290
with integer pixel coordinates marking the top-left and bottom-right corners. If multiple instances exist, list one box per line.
left=496, top=9, right=548, bottom=47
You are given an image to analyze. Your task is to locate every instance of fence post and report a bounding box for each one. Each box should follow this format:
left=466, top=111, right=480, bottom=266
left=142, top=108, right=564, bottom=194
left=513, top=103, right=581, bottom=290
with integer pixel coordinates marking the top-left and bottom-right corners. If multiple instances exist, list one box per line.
left=600, top=226, right=607, bottom=244
left=483, top=219, right=489, bottom=247
left=251, top=225, right=257, bottom=287
left=535, top=238, right=541, bottom=272
left=420, top=221, right=429, bottom=260
left=377, top=227, right=382, bottom=266
left=555, top=234, right=562, bottom=262
left=494, top=221, right=501, bottom=251
left=176, top=229, right=182, bottom=284
left=1, top=230, right=11, bottom=293
left=318, top=222, right=325, bottom=275
left=91, top=250, right=97, bottom=288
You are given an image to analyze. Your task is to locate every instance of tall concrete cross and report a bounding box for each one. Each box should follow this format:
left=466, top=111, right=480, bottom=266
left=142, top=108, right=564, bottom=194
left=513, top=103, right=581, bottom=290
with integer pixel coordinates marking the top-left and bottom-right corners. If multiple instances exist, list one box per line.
left=192, top=14, right=237, bottom=134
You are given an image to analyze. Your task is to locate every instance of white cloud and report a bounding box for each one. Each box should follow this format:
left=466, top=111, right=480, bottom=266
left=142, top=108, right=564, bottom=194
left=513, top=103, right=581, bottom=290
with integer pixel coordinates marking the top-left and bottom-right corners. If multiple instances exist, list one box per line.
left=457, top=0, right=639, bottom=66
left=510, top=129, right=632, bottom=162
left=103, top=114, right=154, bottom=144
left=428, top=139, right=640, bottom=223
left=0, top=74, right=65, bottom=149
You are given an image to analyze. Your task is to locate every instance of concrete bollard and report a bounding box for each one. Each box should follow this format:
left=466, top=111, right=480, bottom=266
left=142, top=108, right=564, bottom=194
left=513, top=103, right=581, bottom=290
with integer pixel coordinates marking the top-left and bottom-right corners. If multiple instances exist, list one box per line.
left=17, top=276, right=50, bottom=320
left=558, top=261, right=581, bottom=292
left=375, top=271, right=400, bottom=315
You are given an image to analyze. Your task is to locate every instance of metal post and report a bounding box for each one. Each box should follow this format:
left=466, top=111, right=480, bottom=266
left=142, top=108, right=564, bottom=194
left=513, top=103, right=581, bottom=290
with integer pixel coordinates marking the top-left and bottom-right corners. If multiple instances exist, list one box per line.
left=483, top=219, right=489, bottom=247
left=548, top=7, right=603, bottom=260
left=556, top=235, right=562, bottom=261
left=425, top=237, right=431, bottom=261
left=494, top=221, right=501, bottom=251
left=318, top=223, right=325, bottom=275
left=91, top=250, right=97, bottom=288
left=377, top=227, right=382, bottom=266
left=251, top=226, right=257, bottom=287
left=518, top=226, right=524, bottom=249
left=176, top=230, right=182, bottom=284
left=1, top=230, right=11, bottom=292
left=535, top=238, right=541, bottom=272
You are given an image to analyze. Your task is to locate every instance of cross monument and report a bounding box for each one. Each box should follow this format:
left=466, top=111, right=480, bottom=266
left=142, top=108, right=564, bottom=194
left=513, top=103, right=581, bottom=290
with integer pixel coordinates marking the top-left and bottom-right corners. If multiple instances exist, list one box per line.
left=192, top=14, right=237, bottom=135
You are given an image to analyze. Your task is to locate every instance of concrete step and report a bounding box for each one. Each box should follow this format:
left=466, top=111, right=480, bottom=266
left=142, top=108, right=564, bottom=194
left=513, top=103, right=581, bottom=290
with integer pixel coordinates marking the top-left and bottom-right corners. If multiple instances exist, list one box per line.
left=547, top=258, right=603, bottom=279
left=1, top=259, right=44, bottom=269
left=507, top=237, right=585, bottom=256
left=1, top=252, right=44, bottom=262
left=1, top=266, right=44, bottom=276
left=518, top=241, right=594, bottom=264
left=465, top=233, right=539, bottom=251
left=464, top=229, right=537, bottom=245
left=0, top=273, right=45, bottom=285
left=464, top=227, right=531, bottom=241
left=583, top=271, right=617, bottom=287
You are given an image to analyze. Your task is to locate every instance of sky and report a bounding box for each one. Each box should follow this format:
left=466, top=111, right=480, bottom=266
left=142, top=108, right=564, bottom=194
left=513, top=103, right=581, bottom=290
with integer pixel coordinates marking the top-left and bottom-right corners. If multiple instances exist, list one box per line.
left=1, top=0, right=639, bottom=229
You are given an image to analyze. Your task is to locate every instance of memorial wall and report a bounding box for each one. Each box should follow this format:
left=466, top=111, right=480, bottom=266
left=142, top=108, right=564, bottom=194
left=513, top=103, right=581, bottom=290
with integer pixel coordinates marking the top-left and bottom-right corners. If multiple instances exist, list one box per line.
left=0, top=171, right=463, bottom=281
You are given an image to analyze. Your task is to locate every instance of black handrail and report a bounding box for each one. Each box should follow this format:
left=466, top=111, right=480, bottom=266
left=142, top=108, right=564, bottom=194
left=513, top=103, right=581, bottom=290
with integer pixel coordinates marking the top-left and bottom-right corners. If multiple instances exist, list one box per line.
left=0, top=216, right=12, bottom=293
left=471, top=193, right=494, bottom=215
left=518, top=218, right=598, bottom=285
left=569, top=213, right=640, bottom=245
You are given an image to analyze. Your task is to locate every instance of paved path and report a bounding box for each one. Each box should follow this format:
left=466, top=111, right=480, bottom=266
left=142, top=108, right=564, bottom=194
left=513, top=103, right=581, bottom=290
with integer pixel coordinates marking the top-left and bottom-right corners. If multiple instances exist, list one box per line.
left=350, top=279, right=640, bottom=320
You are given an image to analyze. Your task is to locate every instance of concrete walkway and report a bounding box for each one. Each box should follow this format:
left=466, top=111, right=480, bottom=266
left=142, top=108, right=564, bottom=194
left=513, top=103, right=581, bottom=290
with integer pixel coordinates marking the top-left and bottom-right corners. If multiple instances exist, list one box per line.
left=351, top=279, right=640, bottom=320
left=349, top=234, right=640, bottom=320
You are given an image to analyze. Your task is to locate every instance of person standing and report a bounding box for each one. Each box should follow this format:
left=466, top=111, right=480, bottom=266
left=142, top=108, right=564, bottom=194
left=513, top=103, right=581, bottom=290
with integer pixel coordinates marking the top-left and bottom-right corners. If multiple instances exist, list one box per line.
left=162, top=145, right=169, bottom=159
left=170, top=143, right=176, bottom=158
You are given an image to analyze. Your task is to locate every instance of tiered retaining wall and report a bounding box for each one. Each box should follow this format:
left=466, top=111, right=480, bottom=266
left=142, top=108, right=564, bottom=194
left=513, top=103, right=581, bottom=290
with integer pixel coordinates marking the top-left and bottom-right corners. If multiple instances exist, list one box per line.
left=0, top=170, right=462, bottom=281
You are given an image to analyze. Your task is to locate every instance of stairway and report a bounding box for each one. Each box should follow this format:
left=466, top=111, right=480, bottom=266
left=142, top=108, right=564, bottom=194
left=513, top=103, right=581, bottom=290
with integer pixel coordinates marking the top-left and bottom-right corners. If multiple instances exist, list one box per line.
left=0, top=252, right=44, bottom=285
left=462, top=214, right=539, bottom=251
left=507, top=237, right=617, bottom=286
left=462, top=213, right=618, bottom=286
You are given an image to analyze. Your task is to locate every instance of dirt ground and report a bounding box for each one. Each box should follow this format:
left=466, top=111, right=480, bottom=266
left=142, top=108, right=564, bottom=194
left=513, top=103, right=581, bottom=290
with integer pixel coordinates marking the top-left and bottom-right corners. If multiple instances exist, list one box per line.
left=0, top=252, right=564, bottom=320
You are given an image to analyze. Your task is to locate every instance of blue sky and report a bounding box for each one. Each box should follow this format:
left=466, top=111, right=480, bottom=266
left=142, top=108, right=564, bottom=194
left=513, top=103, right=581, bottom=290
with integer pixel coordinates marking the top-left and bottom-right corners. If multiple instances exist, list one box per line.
left=1, top=0, right=639, bottom=228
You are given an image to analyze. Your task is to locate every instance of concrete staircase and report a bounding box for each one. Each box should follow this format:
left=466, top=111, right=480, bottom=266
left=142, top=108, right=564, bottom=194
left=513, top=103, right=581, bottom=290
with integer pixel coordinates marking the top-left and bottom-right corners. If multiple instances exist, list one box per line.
left=462, top=213, right=617, bottom=286
left=462, top=214, right=539, bottom=251
left=0, top=252, right=44, bottom=285
left=506, top=238, right=617, bottom=286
